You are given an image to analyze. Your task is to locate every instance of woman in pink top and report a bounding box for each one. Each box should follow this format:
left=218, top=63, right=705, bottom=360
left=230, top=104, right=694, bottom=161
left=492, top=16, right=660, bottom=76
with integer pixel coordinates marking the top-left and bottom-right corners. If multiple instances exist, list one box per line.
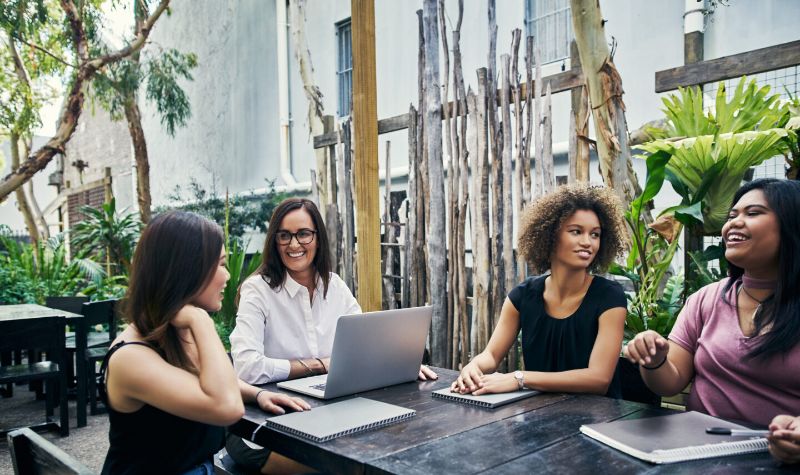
left=625, top=178, right=800, bottom=464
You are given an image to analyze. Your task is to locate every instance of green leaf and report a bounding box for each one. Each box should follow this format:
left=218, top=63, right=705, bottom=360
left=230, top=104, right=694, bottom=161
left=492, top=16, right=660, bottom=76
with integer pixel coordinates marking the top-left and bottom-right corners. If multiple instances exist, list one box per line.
left=673, top=201, right=704, bottom=226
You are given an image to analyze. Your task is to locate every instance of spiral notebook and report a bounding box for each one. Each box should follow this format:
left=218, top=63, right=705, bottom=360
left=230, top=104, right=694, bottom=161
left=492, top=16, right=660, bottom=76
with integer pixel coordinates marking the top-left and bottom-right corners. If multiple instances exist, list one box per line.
left=580, top=411, right=769, bottom=464
left=264, top=397, right=415, bottom=443
left=432, top=387, right=539, bottom=408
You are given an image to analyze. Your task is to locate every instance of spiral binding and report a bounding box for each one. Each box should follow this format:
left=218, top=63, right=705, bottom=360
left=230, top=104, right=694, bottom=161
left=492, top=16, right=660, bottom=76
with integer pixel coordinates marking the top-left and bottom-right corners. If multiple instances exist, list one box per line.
left=432, top=391, right=493, bottom=408
left=651, top=438, right=768, bottom=463
left=266, top=411, right=416, bottom=443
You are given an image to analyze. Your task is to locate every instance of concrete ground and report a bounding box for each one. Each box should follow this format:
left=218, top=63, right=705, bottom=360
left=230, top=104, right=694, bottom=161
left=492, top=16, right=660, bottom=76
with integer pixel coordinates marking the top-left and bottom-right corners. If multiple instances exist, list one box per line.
left=1, top=386, right=109, bottom=473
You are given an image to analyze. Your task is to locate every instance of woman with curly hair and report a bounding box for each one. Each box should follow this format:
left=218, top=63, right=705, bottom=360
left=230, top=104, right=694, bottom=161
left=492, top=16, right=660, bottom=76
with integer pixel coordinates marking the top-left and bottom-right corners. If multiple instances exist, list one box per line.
left=452, top=184, right=628, bottom=398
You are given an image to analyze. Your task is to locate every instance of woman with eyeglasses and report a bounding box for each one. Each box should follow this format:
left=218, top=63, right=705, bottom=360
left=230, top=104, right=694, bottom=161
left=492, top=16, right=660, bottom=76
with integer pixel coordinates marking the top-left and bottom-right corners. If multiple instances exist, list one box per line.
left=228, top=197, right=436, bottom=473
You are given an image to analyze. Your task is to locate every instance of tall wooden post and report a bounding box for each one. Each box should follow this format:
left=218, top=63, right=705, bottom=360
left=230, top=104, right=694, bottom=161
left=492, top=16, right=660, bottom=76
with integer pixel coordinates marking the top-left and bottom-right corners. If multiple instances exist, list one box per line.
left=351, top=0, right=381, bottom=311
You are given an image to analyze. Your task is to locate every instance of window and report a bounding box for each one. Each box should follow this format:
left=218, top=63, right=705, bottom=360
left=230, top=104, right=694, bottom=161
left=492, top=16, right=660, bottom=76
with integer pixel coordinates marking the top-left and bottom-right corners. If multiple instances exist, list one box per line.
left=336, top=19, right=353, bottom=117
left=524, top=0, right=573, bottom=64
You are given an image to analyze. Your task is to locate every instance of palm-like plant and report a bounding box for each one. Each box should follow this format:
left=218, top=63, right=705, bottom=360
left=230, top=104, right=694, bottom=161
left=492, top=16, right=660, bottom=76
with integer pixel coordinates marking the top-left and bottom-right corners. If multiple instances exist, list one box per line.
left=638, top=77, right=791, bottom=234
left=71, top=198, right=141, bottom=276
left=0, top=231, right=104, bottom=304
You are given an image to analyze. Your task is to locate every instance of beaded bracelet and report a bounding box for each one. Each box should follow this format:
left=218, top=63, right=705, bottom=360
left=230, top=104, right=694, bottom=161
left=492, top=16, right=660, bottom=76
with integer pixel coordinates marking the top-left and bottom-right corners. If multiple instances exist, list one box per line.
left=641, top=356, right=667, bottom=370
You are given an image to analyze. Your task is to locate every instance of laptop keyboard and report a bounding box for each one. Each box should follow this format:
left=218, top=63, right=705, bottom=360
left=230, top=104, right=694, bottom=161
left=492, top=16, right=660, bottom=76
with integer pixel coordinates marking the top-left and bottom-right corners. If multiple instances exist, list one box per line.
left=310, top=383, right=327, bottom=391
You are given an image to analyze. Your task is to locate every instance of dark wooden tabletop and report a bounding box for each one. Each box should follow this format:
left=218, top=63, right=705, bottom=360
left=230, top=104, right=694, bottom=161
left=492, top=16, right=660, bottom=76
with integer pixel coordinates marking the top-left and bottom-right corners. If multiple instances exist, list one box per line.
left=0, top=304, right=82, bottom=321
left=229, top=368, right=792, bottom=475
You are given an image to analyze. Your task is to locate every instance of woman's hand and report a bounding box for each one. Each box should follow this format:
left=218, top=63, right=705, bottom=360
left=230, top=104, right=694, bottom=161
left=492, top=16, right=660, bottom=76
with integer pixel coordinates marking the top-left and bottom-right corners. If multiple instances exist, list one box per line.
left=171, top=305, right=208, bottom=330
left=470, top=373, right=517, bottom=396
left=768, top=415, right=800, bottom=464
left=450, top=362, right=485, bottom=394
left=624, top=330, right=670, bottom=368
left=256, top=391, right=311, bottom=415
left=418, top=365, right=438, bottom=381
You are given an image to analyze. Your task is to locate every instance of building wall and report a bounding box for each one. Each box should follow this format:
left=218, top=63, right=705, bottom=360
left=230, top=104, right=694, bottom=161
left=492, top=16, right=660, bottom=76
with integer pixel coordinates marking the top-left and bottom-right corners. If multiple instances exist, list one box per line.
left=139, top=0, right=282, bottom=205
left=62, top=98, right=135, bottom=212
left=55, top=0, right=800, bottom=216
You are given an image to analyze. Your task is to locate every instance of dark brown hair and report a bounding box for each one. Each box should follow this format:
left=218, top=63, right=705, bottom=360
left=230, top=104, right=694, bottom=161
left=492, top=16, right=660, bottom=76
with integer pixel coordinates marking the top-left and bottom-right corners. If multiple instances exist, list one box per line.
left=123, top=210, right=224, bottom=372
left=518, top=183, right=627, bottom=274
left=256, top=198, right=332, bottom=297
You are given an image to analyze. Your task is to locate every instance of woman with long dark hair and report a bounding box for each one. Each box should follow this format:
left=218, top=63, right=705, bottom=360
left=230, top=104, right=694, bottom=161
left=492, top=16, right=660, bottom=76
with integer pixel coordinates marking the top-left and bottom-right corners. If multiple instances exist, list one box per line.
left=101, top=211, right=308, bottom=475
left=625, top=178, right=800, bottom=432
left=229, top=198, right=435, bottom=472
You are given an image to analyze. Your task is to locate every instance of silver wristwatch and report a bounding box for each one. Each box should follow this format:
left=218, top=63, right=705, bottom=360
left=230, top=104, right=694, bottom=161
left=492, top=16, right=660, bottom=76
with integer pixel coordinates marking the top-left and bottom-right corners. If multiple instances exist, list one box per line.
left=513, top=370, right=525, bottom=390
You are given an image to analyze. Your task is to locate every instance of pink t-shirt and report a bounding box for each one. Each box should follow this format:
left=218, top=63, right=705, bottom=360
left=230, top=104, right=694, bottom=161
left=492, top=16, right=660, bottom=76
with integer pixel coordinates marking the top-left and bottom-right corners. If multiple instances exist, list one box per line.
left=669, top=278, right=800, bottom=426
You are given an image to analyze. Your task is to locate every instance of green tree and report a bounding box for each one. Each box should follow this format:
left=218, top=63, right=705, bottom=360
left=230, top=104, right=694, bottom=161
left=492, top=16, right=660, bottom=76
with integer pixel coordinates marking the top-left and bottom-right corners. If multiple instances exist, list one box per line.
left=0, top=0, right=172, bottom=202
left=90, top=0, right=197, bottom=223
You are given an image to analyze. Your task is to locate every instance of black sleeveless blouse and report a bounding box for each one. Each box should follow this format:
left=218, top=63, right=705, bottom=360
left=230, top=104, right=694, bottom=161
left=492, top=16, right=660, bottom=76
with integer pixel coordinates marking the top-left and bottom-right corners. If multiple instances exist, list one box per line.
left=99, top=341, right=225, bottom=475
left=508, top=274, right=626, bottom=398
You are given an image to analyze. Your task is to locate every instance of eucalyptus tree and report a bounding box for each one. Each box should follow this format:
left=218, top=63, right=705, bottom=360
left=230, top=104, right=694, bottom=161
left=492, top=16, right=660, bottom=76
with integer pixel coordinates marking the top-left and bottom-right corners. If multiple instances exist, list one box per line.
left=91, top=0, right=196, bottom=223
left=0, top=6, right=66, bottom=242
left=0, top=0, right=172, bottom=204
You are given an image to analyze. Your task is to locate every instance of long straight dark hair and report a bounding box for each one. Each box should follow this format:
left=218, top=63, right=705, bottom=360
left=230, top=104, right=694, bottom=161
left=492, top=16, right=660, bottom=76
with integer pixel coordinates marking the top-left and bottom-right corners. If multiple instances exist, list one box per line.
left=723, top=178, right=800, bottom=359
left=123, top=211, right=224, bottom=372
left=256, top=198, right=332, bottom=297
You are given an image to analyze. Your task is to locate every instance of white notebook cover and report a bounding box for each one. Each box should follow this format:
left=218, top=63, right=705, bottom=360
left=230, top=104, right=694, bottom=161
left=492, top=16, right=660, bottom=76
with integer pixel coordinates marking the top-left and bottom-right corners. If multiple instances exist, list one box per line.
left=264, top=397, right=415, bottom=443
left=432, top=387, right=539, bottom=408
left=580, top=411, right=769, bottom=464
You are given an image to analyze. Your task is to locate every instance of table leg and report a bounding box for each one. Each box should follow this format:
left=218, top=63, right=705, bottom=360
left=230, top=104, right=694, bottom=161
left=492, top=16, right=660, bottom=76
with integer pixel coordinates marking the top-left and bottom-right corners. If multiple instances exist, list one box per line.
left=75, top=319, right=87, bottom=428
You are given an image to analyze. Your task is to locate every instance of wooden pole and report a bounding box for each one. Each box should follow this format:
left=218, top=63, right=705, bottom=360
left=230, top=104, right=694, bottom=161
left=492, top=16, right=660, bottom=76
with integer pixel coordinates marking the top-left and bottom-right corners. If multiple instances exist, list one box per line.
left=423, top=0, right=447, bottom=368
left=404, top=105, right=418, bottom=309
left=570, top=40, right=590, bottom=182
left=541, top=83, right=554, bottom=194
left=439, top=0, right=455, bottom=369
left=453, top=0, right=469, bottom=368
left=340, top=120, right=355, bottom=292
left=472, top=70, right=492, bottom=354
left=383, top=140, right=396, bottom=310
left=351, top=0, right=381, bottom=311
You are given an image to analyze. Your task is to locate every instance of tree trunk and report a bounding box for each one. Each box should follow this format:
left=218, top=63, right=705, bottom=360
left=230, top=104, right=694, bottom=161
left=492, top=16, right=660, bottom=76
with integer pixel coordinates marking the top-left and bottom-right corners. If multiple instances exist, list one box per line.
left=570, top=0, right=641, bottom=208
left=438, top=0, right=455, bottom=368
left=472, top=70, right=492, bottom=355
left=405, top=105, right=418, bottom=309
left=422, top=0, right=447, bottom=368
left=541, top=83, right=554, bottom=194
left=288, top=0, right=329, bottom=212
left=570, top=40, right=591, bottom=183
left=20, top=139, right=49, bottom=239
left=123, top=97, right=151, bottom=223
left=523, top=36, right=534, bottom=205
left=382, top=141, right=396, bottom=311
left=452, top=0, right=469, bottom=368
left=10, top=134, right=40, bottom=244
left=533, top=45, right=544, bottom=198
left=0, top=0, right=171, bottom=202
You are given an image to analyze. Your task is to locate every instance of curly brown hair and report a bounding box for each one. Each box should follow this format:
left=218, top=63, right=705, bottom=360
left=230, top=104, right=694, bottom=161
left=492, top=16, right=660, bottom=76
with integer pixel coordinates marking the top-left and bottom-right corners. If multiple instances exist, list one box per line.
left=518, top=184, right=627, bottom=274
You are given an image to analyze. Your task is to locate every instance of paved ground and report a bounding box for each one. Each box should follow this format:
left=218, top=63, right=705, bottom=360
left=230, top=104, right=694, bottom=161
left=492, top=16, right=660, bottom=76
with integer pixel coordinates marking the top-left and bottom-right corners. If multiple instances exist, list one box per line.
left=1, top=386, right=109, bottom=473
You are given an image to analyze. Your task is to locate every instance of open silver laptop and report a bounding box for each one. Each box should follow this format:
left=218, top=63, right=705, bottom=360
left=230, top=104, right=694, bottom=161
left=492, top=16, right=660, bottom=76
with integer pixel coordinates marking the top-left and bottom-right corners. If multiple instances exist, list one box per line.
left=277, top=306, right=432, bottom=399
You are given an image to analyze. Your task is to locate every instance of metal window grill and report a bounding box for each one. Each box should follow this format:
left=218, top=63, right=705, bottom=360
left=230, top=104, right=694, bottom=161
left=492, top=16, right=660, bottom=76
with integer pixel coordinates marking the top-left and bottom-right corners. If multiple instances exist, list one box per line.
left=525, top=0, right=573, bottom=64
left=336, top=20, right=353, bottom=118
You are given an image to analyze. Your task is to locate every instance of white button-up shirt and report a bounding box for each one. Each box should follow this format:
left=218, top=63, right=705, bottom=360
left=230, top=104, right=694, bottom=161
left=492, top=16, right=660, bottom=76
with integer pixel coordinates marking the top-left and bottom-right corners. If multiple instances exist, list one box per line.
left=230, top=272, right=361, bottom=384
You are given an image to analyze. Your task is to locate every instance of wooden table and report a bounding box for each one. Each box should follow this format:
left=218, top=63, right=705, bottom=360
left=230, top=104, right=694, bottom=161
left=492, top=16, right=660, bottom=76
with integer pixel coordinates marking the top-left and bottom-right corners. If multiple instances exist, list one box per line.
left=229, top=368, right=790, bottom=474
left=0, top=304, right=87, bottom=428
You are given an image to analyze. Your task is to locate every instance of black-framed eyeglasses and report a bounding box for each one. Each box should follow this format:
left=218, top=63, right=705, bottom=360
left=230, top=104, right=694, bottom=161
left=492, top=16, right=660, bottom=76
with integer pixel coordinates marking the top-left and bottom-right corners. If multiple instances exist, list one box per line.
left=276, top=229, right=317, bottom=245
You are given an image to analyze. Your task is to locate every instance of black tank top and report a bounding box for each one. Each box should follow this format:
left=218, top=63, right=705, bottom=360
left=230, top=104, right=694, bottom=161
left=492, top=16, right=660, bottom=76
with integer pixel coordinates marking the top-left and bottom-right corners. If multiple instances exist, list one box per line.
left=99, top=341, right=225, bottom=475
